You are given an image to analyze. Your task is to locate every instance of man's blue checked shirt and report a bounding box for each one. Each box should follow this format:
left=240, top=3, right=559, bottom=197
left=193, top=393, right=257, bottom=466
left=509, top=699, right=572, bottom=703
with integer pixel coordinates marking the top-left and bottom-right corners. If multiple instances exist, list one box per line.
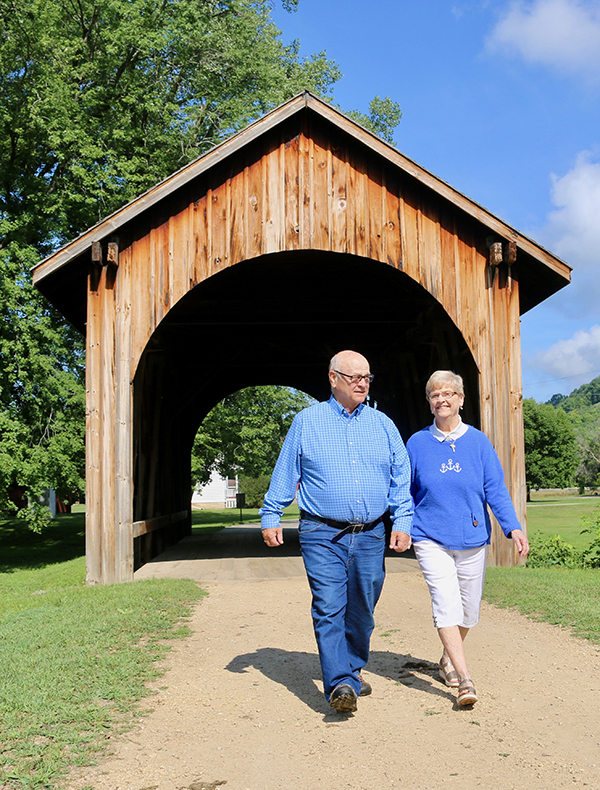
left=260, top=395, right=413, bottom=532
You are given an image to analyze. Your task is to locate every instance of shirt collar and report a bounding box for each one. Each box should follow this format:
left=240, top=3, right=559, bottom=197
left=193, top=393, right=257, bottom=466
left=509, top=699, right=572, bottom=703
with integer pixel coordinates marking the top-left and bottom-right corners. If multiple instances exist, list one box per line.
left=429, top=415, right=469, bottom=442
left=328, top=394, right=365, bottom=419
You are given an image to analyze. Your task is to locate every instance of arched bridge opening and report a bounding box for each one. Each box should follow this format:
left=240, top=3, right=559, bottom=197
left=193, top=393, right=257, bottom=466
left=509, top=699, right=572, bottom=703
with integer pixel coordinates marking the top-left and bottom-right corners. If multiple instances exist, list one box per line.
left=132, top=251, right=477, bottom=567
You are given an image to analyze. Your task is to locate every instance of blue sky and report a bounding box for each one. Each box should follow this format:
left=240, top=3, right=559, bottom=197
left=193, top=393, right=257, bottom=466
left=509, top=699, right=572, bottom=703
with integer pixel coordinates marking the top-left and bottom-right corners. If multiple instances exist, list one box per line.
left=271, top=0, right=600, bottom=402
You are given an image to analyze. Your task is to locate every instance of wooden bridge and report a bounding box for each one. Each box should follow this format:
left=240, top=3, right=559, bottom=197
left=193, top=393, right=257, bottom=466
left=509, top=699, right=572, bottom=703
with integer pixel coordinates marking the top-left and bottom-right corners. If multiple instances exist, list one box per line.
left=32, top=92, right=571, bottom=583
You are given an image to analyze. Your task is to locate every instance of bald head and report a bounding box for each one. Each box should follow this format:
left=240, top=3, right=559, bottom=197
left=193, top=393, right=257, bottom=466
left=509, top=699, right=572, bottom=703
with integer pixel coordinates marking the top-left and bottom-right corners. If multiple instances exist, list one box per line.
left=329, top=350, right=369, bottom=373
left=328, top=350, right=371, bottom=413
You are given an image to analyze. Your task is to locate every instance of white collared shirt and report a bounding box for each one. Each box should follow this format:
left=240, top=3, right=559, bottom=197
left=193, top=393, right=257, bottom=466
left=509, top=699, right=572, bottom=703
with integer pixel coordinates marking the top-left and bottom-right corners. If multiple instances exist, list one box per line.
left=429, top=415, right=469, bottom=446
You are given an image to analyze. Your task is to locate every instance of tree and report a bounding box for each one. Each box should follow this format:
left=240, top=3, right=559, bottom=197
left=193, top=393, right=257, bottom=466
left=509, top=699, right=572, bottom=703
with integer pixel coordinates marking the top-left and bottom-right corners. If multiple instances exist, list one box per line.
left=346, top=95, right=403, bottom=145
left=191, top=386, right=314, bottom=487
left=523, top=398, right=579, bottom=495
left=0, top=0, right=401, bottom=526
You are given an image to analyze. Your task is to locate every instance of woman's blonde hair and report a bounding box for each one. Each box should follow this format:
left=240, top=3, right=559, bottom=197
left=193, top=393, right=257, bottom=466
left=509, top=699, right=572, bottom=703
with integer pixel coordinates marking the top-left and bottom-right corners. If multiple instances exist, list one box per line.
left=425, top=370, right=464, bottom=400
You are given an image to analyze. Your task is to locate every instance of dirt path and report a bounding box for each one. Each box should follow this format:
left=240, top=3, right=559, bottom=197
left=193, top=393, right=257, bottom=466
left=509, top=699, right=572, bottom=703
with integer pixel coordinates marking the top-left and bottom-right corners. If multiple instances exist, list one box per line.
left=66, top=570, right=600, bottom=790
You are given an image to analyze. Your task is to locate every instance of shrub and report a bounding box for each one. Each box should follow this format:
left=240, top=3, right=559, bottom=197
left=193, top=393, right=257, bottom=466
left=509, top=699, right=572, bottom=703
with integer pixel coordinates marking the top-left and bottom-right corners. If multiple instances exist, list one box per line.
left=581, top=506, right=600, bottom=569
left=526, top=534, right=582, bottom=569
left=238, top=474, right=271, bottom=509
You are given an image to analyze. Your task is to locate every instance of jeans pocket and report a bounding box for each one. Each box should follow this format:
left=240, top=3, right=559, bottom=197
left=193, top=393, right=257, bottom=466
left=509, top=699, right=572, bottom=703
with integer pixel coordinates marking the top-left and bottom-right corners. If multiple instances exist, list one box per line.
left=298, top=518, right=323, bottom=535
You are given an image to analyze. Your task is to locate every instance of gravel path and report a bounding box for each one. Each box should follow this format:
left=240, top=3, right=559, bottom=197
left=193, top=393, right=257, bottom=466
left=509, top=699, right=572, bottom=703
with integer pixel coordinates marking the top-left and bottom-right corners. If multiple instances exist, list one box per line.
left=63, top=559, right=600, bottom=790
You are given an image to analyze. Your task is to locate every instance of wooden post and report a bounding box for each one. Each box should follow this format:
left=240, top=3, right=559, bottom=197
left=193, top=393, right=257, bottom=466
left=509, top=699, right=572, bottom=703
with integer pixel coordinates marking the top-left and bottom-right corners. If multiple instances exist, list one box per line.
left=86, top=240, right=133, bottom=584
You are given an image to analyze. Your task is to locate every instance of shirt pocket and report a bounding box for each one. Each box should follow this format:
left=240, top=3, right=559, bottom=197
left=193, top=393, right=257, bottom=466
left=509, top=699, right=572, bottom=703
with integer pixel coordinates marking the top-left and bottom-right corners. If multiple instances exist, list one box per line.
left=462, top=513, right=488, bottom=547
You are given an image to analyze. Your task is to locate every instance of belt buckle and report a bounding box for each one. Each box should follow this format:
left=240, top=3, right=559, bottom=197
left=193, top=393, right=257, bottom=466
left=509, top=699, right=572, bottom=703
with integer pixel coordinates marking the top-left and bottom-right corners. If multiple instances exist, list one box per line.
left=350, top=522, right=365, bottom=533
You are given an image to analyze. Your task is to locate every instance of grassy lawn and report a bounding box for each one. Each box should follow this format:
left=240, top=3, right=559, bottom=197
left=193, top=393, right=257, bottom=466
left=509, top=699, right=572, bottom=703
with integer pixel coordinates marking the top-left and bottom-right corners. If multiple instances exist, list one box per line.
left=484, top=565, right=600, bottom=644
left=191, top=502, right=299, bottom=534
left=483, top=494, right=600, bottom=645
left=526, top=495, right=600, bottom=549
left=0, top=512, right=203, bottom=790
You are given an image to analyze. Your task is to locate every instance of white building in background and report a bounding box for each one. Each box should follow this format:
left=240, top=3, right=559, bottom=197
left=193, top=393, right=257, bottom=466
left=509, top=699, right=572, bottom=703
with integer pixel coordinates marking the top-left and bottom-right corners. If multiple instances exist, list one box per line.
left=192, top=471, right=238, bottom=508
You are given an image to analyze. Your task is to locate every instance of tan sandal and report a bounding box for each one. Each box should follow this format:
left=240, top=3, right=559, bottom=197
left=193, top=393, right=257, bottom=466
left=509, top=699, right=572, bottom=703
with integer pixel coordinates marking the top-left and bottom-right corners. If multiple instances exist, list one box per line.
left=439, top=656, right=460, bottom=688
left=457, top=678, right=478, bottom=706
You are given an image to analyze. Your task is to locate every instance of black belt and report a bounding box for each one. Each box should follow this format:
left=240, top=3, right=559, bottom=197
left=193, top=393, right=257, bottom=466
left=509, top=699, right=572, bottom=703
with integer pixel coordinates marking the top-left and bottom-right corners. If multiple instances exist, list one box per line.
left=300, top=510, right=386, bottom=534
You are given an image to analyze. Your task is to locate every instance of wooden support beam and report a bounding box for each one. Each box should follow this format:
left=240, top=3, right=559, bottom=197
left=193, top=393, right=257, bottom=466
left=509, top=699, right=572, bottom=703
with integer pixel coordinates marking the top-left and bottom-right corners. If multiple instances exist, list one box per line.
left=132, top=510, right=189, bottom=539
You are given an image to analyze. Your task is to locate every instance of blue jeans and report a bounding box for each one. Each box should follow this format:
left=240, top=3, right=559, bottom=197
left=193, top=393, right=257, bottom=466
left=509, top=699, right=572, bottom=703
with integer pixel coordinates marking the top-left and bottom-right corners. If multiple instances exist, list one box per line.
left=298, top=516, right=386, bottom=700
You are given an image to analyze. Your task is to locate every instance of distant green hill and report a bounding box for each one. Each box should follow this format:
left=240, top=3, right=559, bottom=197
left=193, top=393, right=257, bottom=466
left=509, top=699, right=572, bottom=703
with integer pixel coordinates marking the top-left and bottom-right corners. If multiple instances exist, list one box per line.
left=549, top=375, right=600, bottom=412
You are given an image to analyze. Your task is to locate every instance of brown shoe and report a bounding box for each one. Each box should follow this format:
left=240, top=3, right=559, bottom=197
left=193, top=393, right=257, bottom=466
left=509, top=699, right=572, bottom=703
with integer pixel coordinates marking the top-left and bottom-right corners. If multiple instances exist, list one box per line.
left=330, top=684, right=358, bottom=713
left=357, top=673, right=372, bottom=696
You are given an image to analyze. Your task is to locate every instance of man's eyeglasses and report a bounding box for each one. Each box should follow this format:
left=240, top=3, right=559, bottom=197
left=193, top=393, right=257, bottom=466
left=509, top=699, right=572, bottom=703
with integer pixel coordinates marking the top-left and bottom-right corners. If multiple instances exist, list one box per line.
left=334, top=370, right=374, bottom=384
left=429, top=390, right=458, bottom=402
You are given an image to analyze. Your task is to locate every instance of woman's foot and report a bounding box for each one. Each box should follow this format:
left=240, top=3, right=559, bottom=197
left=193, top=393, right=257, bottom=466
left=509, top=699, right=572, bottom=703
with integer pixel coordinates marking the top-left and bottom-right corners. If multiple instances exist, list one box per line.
left=439, top=655, right=460, bottom=688
left=457, top=678, right=478, bottom=706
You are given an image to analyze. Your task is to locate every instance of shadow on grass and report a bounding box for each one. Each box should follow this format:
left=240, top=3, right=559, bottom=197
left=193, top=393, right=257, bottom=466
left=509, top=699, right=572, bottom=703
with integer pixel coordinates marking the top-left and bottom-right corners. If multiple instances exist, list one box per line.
left=0, top=512, right=85, bottom=573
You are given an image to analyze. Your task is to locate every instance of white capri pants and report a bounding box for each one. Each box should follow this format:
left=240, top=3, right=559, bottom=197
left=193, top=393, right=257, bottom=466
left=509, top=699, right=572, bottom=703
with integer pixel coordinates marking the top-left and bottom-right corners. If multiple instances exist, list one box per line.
left=413, top=540, right=488, bottom=629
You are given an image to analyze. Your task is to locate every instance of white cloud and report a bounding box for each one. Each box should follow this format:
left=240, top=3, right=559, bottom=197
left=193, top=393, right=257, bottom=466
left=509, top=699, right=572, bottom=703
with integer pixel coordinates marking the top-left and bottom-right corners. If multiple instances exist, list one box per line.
left=532, top=325, right=600, bottom=379
left=487, top=0, right=600, bottom=81
left=533, top=150, right=600, bottom=314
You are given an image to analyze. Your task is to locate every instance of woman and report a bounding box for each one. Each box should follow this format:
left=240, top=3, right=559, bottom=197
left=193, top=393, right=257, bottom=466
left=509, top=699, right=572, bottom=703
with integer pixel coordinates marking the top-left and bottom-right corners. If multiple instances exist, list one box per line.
left=406, top=371, right=529, bottom=706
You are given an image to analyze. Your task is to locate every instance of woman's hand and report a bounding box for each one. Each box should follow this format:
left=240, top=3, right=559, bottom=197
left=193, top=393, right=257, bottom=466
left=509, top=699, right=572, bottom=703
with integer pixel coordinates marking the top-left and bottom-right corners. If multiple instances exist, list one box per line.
left=510, top=528, right=529, bottom=558
left=389, top=531, right=412, bottom=552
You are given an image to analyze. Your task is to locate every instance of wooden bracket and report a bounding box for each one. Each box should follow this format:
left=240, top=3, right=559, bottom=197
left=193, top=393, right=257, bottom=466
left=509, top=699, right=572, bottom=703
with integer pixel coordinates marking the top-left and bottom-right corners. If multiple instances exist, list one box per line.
left=107, top=239, right=119, bottom=269
left=503, top=241, right=517, bottom=266
left=89, top=241, right=103, bottom=291
left=488, top=241, right=503, bottom=268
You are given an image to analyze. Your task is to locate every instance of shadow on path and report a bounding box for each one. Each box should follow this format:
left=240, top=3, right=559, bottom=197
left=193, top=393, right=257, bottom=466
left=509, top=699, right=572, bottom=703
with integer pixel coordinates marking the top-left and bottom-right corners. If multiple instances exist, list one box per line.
left=225, top=647, right=453, bottom=716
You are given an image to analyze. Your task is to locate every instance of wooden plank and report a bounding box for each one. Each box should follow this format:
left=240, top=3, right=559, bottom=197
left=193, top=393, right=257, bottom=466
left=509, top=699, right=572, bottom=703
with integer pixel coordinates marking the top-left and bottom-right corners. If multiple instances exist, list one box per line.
left=331, top=144, right=348, bottom=253
left=85, top=264, right=102, bottom=585
left=114, top=244, right=134, bottom=581
left=437, top=209, right=458, bottom=324
left=283, top=129, right=301, bottom=251
left=383, top=170, right=402, bottom=269
left=264, top=142, right=283, bottom=254
left=99, top=264, right=117, bottom=584
left=132, top=510, right=189, bottom=539
left=298, top=128, right=310, bottom=250
left=247, top=149, right=264, bottom=257
left=399, top=181, right=420, bottom=282
left=311, top=133, right=330, bottom=250
left=210, top=177, right=227, bottom=276
left=229, top=165, right=245, bottom=265
left=419, top=199, right=442, bottom=301
left=367, top=160, right=383, bottom=262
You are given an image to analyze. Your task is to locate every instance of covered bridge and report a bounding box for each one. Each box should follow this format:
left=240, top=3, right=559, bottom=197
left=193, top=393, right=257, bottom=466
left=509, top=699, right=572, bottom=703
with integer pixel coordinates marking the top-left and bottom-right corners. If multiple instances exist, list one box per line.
left=32, top=92, right=571, bottom=584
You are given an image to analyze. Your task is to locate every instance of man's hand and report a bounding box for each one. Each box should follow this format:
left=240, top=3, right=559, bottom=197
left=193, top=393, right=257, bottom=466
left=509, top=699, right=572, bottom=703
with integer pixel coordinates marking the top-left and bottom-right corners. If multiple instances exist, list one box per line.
left=262, top=527, right=284, bottom=547
left=389, top=530, right=412, bottom=552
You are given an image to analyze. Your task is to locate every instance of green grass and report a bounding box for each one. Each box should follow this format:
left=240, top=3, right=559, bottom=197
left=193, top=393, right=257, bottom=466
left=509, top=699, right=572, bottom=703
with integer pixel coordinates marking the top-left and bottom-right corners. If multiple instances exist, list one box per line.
left=483, top=497, right=600, bottom=636
left=0, top=514, right=204, bottom=790
left=191, top=501, right=299, bottom=534
left=526, top=496, right=600, bottom=549
left=484, top=565, right=600, bottom=643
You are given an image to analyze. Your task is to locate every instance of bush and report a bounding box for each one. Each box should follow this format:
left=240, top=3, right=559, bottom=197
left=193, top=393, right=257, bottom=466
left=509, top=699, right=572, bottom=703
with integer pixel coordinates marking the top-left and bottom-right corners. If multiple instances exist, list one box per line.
left=239, top=475, right=271, bottom=509
left=581, top=506, right=600, bottom=568
left=526, top=534, right=582, bottom=569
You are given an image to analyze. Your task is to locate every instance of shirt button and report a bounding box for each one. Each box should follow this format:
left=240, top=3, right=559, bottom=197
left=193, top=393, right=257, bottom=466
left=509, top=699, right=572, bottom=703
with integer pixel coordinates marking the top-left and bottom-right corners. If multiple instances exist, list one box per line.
left=473, top=520, right=478, bottom=526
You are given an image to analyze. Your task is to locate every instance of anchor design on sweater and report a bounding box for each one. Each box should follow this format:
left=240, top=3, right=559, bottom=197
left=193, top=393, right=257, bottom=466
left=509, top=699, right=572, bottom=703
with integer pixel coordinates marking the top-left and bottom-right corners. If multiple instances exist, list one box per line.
left=440, top=459, right=462, bottom=473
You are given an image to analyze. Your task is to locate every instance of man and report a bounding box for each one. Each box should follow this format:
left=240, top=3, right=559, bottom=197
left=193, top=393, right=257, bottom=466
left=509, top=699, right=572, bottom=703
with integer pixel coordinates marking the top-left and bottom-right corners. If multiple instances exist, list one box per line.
left=260, top=350, right=413, bottom=713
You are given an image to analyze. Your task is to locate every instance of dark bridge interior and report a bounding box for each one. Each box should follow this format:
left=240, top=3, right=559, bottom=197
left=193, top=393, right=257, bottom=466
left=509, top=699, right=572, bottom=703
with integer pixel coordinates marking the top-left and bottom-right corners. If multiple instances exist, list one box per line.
left=132, top=252, right=479, bottom=557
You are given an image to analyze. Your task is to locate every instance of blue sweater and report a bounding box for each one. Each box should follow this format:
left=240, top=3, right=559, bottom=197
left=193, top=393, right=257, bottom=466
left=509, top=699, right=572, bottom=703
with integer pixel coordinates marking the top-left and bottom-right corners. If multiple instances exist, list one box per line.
left=406, top=425, right=521, bottom=550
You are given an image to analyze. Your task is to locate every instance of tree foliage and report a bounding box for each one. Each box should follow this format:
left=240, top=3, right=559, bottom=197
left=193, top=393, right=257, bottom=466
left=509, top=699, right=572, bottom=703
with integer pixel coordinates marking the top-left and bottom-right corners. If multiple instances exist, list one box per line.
left=191, top=386, right=314, bottom=487
left=546, top=376, right=600, bottom=491
left=523, top=398, right=579, bottom=492
left=346, top=95, right=403, bottom=145
left=0, top=0, right=401, bottom=527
